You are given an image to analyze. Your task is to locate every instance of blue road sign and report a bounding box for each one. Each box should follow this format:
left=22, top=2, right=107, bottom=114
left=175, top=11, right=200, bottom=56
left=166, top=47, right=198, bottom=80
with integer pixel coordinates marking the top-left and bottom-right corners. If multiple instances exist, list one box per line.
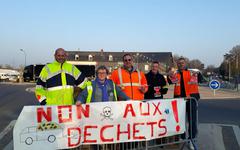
left=209, top=80, right=220, bottom=90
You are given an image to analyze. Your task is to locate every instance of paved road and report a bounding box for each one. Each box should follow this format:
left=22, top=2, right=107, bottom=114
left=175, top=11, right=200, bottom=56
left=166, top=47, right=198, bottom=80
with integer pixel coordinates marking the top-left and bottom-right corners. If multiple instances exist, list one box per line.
left=199, top=99, right=240, bottom=125
left=0, top=83, right=38, bottom=149
left=0, top=83, right=240, bottom=149
left=0, top=83, right=37, bottom=132
left=198, top=99, right=240, bottom=150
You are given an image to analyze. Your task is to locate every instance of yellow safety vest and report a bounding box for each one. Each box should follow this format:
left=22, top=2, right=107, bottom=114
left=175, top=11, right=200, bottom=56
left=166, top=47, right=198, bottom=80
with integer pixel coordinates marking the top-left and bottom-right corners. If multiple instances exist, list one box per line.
left=35, top=61, right=86, bottom=105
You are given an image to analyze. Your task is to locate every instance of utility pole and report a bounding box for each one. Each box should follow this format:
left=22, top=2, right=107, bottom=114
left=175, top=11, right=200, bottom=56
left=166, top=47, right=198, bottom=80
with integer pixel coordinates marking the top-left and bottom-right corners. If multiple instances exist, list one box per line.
left=20, top=49, right=26, bottom=67
left=19, top=49, right=27, bottom=82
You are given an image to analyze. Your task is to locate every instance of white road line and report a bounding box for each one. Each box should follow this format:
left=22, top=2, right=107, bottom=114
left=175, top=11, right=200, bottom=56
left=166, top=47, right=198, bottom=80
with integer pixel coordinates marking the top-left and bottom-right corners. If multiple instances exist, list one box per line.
left=0, top=120, right=16, bottom=140
left=214, top=123, right=240, bottom=147
left=232, top=125, right=240, bottom=148
left=25, top=87, right=35, bottom=93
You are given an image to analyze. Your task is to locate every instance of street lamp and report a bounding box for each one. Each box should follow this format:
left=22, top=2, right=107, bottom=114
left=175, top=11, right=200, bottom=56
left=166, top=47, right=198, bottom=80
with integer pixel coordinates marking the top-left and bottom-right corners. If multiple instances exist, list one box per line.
left=20, top=49, right=26, bottom=67
left=136, top=53, right=139, bottom=69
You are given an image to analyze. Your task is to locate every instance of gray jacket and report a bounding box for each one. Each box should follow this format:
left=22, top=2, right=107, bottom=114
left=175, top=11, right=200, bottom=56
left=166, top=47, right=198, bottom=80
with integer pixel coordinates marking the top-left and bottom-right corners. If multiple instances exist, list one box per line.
left=77, top=79, right=130, bottom=103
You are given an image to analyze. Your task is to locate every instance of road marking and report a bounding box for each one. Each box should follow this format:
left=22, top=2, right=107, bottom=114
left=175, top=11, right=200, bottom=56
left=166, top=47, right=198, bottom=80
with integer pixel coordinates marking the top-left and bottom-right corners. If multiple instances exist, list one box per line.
left=214, top=123, right=240, bottom=148
left=0, top=120, right=16, bottom=140
left=232, top=125, right=240, bottom=148
left=25, top=87, right=35, bottom=93
left=198, top=124, right=226, bottom=150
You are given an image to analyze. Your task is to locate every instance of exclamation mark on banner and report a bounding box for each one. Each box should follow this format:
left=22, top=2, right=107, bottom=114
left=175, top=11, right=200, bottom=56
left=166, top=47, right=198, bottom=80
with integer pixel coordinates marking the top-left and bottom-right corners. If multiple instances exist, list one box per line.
left=172, top=100, right=180, bottom=132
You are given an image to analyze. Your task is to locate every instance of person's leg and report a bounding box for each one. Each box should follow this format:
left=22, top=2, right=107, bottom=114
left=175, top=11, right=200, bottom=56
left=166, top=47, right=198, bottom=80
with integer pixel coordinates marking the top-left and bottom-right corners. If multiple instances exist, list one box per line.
left=181, top=100, right=190, bottom=139
left=189, top=99, right=198, bottom=139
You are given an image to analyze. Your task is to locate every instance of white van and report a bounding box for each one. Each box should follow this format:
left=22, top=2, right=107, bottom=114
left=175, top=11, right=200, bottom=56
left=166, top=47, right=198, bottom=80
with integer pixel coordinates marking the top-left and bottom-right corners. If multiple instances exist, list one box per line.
left=0, top=73, right=9, bottom=81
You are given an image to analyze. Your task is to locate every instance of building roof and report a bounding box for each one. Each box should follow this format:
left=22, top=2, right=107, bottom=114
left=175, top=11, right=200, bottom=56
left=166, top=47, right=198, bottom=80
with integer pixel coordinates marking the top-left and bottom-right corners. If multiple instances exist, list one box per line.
left=67, top=51, right=173, bottom=66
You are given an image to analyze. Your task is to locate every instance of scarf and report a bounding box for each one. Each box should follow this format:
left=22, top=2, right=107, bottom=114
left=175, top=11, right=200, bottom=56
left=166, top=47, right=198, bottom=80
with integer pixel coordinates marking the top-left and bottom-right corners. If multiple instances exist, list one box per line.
left=96, top=78, right=109, bottom=102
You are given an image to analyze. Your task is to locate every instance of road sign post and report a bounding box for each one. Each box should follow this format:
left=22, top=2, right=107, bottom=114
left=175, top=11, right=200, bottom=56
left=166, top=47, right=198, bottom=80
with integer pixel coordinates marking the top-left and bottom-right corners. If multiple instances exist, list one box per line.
left=209, top=80, right=221, bottom=96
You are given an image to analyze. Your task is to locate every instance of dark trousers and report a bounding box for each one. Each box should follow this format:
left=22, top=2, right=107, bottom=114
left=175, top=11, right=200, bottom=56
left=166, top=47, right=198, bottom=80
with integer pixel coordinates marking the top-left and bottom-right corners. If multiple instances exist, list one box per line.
left=182, top=98, right=198, bottom=139
left=187, top=99, right=198, bottom=139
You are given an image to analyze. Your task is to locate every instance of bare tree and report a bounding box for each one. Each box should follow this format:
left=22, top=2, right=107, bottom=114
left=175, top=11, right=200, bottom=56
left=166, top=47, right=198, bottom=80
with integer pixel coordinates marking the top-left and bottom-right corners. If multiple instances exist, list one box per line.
left=225, top=45, right=240, bottom=77
left=172, top=54, right=190, bottom=67
left=188, top=59, right=204, bottom=70
left=3, top=64, right=13, bottom=69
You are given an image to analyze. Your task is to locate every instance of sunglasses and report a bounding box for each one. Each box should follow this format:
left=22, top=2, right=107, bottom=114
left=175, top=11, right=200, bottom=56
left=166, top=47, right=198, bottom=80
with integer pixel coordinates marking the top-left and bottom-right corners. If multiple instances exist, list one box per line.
left=124, top=59, right=132, bottom=62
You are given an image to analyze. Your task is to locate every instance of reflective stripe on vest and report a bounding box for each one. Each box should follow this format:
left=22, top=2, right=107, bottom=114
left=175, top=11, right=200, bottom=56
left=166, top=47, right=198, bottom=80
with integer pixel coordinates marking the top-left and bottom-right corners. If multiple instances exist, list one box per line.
left=113, top=83, right=117, bottom=101
left=36, top=85, right=44, bottom=89
left=188, top=81, right=198, bottom=85
left=117, top=68, right=141, bottom=87
left=86, top=83, right=93, bottom=103
left=117, top=83, right=141, bottom=87
left=45, top=64, right=77, bottom=89
left=47, top=85, right=73, bottom=91
left=45, top=66, right=77, bottom=81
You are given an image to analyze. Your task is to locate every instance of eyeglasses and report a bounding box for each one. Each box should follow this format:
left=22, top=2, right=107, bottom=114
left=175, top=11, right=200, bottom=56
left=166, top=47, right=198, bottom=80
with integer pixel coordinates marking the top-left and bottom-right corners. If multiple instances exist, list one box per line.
left=124, top=59, right=132, bottom=62
left=98, top=72, right=107, bottom=75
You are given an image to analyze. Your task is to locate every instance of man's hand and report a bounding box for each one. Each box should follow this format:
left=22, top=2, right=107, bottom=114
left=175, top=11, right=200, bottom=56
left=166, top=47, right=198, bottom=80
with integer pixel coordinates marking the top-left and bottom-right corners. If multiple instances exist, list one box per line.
left=139, top=86, right=146, bottom=93
left=76, top=101, right=82, bottom=105
left=168, top=67, right=176, bottom=77
left=40, top=100, right=46, bottom=105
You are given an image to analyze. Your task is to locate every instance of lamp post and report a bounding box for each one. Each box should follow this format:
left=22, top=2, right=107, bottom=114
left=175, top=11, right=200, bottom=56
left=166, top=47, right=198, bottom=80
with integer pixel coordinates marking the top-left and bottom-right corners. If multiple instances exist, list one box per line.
left=20, top=49, right=26, bottom=67
left=19, top=49, right=27, bottom=82
left=136, top=53, right=139, bottom=69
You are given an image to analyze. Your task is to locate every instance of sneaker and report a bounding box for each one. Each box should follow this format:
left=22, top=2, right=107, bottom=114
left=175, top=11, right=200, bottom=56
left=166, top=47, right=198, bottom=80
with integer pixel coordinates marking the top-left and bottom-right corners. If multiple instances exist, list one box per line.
left=188, top=142, right=195, bottom=150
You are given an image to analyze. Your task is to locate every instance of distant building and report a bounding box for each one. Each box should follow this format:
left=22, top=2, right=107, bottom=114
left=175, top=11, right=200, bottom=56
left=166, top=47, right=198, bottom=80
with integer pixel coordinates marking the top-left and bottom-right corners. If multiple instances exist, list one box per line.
left=66, top=49, right=173, bottom=74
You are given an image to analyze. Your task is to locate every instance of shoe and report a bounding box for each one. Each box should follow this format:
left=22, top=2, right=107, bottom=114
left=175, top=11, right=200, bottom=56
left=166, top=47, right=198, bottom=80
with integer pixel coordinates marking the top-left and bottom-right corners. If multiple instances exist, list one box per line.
left=188, top=142, right=195, bottom=150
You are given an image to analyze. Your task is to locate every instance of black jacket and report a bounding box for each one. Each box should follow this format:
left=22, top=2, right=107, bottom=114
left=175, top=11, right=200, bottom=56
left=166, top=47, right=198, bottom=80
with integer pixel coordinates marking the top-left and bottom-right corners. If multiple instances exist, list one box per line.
left=144, top=71, right=168, bottom=99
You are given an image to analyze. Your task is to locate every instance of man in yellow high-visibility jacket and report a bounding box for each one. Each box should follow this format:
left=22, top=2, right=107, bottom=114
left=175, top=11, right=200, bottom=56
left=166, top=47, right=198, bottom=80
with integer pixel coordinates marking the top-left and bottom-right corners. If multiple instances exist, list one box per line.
left=35, top=48, right=86, bottom=105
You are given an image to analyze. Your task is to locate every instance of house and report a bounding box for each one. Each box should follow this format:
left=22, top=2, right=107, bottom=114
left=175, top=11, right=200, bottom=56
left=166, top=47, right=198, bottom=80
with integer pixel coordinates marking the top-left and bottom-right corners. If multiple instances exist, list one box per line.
left=66, top=49, right=173, bottom=74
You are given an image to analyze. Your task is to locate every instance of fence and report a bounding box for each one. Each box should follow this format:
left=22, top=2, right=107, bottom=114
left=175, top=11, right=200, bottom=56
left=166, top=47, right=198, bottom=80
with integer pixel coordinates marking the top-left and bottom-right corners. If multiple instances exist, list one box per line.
left=76, top=97, right=199, bottom=150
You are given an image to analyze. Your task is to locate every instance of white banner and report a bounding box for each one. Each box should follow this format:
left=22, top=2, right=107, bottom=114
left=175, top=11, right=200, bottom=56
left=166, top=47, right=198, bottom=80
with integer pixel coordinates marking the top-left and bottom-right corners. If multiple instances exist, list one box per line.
left=13, top=99, right=186, bottom=150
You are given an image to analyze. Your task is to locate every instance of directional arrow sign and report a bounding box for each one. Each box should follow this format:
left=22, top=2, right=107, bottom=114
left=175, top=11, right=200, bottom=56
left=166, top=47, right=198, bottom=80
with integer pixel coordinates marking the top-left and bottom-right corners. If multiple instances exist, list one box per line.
left=209, top=80, right=220, bottom=90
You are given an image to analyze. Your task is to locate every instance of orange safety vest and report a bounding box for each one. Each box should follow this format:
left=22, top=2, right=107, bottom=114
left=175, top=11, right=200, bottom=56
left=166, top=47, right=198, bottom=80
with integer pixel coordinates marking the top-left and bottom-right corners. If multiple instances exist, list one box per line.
left=174, top=70, right=192, bottom=97
left=189, top=72, right=199, bottom=95
left=111, top=67, right=148, bottom=100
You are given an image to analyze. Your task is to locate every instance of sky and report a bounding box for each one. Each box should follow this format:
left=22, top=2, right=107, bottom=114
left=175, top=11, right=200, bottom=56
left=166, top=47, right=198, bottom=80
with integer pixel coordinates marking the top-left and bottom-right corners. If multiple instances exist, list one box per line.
left=0, top=0, right=240, bottom=68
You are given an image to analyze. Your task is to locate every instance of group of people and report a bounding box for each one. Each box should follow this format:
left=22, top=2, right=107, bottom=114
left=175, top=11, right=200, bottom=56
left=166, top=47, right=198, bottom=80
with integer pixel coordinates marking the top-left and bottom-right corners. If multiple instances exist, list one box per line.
left=35, top=48, right=201, bottom=149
